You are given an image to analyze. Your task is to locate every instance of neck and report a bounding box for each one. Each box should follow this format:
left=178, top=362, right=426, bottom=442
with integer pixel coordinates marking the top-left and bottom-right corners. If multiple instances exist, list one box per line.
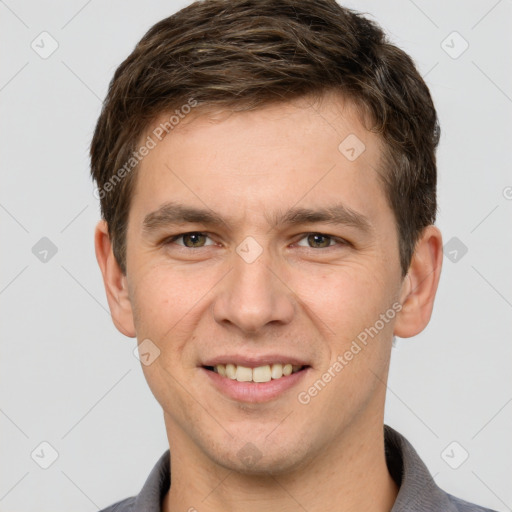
left=162, top=416, right=398, bottom=512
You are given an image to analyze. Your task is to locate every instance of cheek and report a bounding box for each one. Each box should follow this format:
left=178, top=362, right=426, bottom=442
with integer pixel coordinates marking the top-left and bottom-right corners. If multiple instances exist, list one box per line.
left=128, top=264, right=200, bottom=346
left=289, top=263, right=394, bottom=343
left=294, top=265, right=395, bottom=419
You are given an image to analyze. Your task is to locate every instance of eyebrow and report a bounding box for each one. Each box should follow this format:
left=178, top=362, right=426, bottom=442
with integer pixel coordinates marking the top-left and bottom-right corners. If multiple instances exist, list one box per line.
left=143, top=202, right=228, bottom=232
left=274, top=205, right=373, bottom=233
left=142, top=201, right=373, bottom=234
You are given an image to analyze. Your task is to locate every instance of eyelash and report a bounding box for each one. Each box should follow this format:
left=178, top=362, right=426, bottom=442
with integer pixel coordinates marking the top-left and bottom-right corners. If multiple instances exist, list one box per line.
left=162, top=231, right=350, bottom=249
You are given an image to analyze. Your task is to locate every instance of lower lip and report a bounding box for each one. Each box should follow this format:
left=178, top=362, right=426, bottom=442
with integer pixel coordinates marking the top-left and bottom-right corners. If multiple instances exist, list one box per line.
left=202, top=367, right=310, bottom=403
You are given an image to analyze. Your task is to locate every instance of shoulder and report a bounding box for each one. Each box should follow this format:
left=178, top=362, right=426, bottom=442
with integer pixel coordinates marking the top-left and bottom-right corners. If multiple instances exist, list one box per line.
left=447, top=493, right=499, bottom=512
left=98, top=496, right=136, bottom=512
left=384, top=425, right=498, bottom=512
left=96, top=449, right=170, bottom=512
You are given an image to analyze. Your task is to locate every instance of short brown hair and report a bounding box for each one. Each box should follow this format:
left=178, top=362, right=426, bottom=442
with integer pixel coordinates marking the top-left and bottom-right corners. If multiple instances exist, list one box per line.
left=90, top=0, right=440, bottom=276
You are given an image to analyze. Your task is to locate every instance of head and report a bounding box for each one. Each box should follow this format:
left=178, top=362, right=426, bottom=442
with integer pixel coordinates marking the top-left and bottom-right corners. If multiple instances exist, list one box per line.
left=92, top=0, right=442, bottom=475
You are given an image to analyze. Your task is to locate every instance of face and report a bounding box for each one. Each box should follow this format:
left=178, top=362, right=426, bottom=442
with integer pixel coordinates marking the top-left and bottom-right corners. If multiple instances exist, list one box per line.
left=120, top=93, right=407, bottom=474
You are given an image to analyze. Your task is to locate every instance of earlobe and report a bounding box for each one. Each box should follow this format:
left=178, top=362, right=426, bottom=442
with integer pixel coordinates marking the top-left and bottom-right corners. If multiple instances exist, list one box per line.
left=94, top=220, right=136, bottom=338
left=393, top=225, right=443, bottom=338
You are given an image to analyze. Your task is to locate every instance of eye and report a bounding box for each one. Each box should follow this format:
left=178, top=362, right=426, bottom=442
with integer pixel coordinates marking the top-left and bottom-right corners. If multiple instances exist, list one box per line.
left=166, top=232, right=215, bottom=248
left=295, top=233, right=346, bottom=249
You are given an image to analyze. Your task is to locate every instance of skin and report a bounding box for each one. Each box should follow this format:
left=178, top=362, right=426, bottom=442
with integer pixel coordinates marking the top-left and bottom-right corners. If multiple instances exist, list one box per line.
left=95, top=92, right=443, bottom=512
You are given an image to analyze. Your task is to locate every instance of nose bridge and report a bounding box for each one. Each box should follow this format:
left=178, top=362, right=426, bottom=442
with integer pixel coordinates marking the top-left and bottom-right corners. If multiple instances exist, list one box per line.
left=213, top=242, right=294, bottom=333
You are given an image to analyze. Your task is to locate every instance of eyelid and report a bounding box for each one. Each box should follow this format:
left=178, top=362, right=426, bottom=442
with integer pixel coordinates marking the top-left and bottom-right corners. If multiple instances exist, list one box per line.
left=293, top=232, right=350, bottom=248
left=161, top=231, right=350, bottom=249
left=163, top=231, right=216, bottom=247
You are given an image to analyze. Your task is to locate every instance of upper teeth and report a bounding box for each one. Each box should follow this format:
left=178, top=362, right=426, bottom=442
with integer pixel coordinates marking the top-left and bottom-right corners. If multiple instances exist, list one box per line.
left=214, top=363, right=302, bottom=383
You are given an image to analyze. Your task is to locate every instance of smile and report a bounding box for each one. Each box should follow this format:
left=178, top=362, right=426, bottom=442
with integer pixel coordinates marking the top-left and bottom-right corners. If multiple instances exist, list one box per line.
left=207, top=363, right=304, bottom=383
left=202, top=362, right=310, bottom=403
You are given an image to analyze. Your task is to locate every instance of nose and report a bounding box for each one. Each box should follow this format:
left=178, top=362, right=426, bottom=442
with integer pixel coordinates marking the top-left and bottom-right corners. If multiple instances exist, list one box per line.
left=212, top=247, right=295, bottom=334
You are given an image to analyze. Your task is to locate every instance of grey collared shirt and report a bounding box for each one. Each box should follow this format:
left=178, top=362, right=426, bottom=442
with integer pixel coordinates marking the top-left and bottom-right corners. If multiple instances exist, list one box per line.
left=99, top=425, right=497, bottom=512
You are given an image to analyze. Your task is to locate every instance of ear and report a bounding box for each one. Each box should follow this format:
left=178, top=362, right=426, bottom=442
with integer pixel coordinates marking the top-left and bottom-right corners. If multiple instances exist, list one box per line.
left=94, top=220, right=136, bottom=337
left=394, top=225, right=443, bottom=338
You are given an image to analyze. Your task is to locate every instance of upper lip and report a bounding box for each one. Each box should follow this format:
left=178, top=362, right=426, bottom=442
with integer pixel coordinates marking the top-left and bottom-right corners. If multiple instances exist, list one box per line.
left=201, top=354, right=310, bottom=368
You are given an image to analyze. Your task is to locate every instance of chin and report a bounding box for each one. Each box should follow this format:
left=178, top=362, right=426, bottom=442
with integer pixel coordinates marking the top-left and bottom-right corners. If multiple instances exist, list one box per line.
left=207, top=435, right=314, bottom=476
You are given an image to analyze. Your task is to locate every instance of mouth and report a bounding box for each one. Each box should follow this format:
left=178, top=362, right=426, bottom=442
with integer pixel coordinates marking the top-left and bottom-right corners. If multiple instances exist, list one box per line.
left=201, top=361, right=311, bottom=403
left=203, top=363, right=306, bottom=383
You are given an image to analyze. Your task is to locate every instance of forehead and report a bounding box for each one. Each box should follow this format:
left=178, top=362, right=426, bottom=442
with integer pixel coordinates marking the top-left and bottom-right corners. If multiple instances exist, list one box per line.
left=131, top=93, right=391, bottom=231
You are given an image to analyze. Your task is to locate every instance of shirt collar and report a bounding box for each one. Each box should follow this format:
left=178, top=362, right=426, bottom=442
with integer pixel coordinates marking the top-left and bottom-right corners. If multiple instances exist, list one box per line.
left=384, top=425, right=458, bottom=511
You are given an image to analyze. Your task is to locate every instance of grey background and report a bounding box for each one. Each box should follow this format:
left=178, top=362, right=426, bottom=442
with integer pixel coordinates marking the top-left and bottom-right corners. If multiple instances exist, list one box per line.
left=1, top=0, right=511, bottom=510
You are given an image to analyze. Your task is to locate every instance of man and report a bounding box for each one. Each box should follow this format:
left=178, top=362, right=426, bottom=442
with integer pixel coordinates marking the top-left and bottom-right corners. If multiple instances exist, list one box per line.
left=91, top=1, right=496, bottom=510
